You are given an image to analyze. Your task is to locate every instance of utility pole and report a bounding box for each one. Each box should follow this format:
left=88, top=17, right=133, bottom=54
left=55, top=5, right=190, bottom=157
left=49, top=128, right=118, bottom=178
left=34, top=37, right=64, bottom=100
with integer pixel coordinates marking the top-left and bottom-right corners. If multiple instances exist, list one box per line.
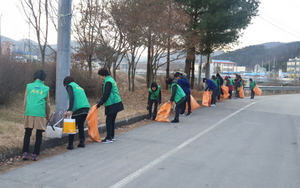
left=0, top=13, right=3, bottom=58
left=55, top=0, right=72, bottom=112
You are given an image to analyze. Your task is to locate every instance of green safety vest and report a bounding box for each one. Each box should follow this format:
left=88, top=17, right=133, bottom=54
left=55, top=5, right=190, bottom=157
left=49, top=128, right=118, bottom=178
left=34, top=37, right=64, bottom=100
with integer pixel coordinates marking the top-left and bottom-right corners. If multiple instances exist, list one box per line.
left=228, top=78, right=234, bottom=86
left=149, top=86, right=160, bottom=100
left=250, top=81, right=256, bottom=89
left=214, top=78, right=220, bottom=87
left=170, top=83, right=186, bottom=103
left=103, top=76, right=122, bottom=106
left=68, top=82, right=90, bottom=112
left=25, top=80, right=49, bottom=117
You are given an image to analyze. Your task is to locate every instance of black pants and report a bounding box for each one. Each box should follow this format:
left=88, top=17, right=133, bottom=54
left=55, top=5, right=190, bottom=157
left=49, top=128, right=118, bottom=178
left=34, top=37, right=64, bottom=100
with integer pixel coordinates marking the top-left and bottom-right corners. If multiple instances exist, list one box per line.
left=228, top=90, right=233, bottom=99
left=235, top=89, right=239, bottom=98
left=251, top=89, right=255, bottom=99
left=68, top=113, right=88, bottom=145
left=105, top=113, right=117, bottom=140
left=175, top=102, right=185, bottom=120
left=22, top=128, right=43, bottom=155
left=211, top=87, right=217, bottom=104
left=217, top=87, right=223, bottom=100
left=180, top=95, right=191, bottom=114
left=148, top=100, right=158, bottom=119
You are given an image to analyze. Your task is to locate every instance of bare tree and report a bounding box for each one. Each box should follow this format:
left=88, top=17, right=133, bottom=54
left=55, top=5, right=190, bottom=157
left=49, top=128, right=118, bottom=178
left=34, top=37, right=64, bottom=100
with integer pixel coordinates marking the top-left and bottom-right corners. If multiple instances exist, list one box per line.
left=111, top=0, right=147, bottom=92
left=72, top=0, right=107, bottom=76
left=139, top=0, right=188, bottom=87
left=19, top=0, right=54, bottom=67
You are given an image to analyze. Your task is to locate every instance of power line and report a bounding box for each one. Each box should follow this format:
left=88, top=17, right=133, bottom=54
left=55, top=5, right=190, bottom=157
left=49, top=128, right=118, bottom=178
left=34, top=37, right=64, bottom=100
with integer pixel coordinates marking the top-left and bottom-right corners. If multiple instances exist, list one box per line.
left=260, top=11, right=300, bottom=35
left=258, top=15, right=300, bottom=39
left=290, top=0, right=300, bottom=8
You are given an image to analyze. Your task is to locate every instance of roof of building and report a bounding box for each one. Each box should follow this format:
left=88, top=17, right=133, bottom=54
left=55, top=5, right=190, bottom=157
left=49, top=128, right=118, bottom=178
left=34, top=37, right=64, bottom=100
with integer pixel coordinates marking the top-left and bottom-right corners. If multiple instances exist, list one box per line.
left=212, top=60, right=235, bottom=64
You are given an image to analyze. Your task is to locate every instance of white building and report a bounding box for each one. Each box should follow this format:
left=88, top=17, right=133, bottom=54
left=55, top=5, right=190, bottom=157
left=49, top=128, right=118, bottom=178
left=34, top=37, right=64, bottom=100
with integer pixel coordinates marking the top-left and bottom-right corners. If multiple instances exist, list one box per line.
left=286, top=57, right=300, bottom=78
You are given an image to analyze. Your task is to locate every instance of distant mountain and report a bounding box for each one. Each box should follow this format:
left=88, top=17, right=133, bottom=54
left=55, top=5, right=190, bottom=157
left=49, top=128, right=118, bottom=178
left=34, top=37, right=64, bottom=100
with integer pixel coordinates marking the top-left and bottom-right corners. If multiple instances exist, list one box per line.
left=213, top=41, right=300, bottom=72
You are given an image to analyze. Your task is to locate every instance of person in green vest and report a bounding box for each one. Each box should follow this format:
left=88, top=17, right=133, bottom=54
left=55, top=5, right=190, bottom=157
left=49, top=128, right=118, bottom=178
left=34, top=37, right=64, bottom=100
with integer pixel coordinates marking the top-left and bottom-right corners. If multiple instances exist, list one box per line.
left=63, top=76, right=90, bottom=149
left=249, top=78, right=256, bottom=99
left=22, top=70, right=50, bottom=161
left=225, top=76, right=234, bottom=99
left=166, top=78, right=186, bottom=123
left=96, top=68, right=124, bottom=143
left=212, top=75, right=220, bottom=101
left=147, top=82, right=161, bottom=120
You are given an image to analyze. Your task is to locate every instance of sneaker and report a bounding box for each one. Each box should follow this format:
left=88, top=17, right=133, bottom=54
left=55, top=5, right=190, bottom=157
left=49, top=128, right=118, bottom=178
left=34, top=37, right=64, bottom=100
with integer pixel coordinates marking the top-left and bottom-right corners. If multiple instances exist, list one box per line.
left=67, top=145, right=74, bottom=150
left=210, top=104, right=216, bottom=107
left=186, top=112, right=192, bottom=116
left=22, top=152, right=30, bottom=161
left=101, top=139, right=113, bottom=143
left=111, top=137, right=116, bottom=141
left=171, top=119, right=179, bottom=123
left=179, top=113, right=185, bottom=116
left=31, top=154, right=38, bottom=161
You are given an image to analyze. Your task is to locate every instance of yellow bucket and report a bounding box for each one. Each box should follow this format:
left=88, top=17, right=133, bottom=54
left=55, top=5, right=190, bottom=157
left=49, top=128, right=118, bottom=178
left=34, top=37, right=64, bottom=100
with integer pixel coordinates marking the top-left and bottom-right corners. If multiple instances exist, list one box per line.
left=63, top=118, right=76, bottom=134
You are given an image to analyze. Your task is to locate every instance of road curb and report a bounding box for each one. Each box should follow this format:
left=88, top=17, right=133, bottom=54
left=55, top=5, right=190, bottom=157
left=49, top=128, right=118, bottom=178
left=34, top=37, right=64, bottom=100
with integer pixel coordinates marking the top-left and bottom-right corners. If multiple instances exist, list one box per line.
left=0, top=114, right=149, bottom=160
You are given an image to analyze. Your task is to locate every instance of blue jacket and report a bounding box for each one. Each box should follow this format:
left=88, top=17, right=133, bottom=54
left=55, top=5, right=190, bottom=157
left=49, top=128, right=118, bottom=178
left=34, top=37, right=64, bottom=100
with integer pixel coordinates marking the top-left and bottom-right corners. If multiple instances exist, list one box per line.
left=177, top=79, right=190, bottom=95
left=205, top=79, right=217, bottom=90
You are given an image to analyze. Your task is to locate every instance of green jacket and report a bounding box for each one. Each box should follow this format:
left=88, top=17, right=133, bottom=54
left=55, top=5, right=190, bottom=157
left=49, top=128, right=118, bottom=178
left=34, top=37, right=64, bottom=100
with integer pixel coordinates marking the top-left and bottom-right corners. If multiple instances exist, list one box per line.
left=149, top=86, right=161, bottom=100
left=250, top=81, right=256, bottom=89
left=25, top=80, right=49, bottom=117
left=68, top=82, right=90, bottom=112
left=170, top=83, right=186, bottom=103
left=103, top=76, right=122, bottom=106
left=228, top=78, right=234, bottom=86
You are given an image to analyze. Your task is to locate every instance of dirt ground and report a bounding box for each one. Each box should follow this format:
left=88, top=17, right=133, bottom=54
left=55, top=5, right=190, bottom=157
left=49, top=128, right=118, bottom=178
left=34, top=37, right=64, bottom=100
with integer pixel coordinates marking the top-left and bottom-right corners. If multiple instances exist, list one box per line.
left=0, top=119, right=154, bottom=174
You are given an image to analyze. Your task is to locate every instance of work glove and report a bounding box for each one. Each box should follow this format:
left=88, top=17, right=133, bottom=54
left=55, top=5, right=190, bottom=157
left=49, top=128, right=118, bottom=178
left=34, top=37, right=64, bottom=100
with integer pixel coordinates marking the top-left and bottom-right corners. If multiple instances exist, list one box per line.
left=96, top=100, right=103, bottom=109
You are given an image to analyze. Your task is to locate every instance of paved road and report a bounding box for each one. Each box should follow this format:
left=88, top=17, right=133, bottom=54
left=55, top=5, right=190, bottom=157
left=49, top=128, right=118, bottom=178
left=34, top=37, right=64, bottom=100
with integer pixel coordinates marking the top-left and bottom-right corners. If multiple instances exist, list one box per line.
left=1, top=94, right=300, bottom=188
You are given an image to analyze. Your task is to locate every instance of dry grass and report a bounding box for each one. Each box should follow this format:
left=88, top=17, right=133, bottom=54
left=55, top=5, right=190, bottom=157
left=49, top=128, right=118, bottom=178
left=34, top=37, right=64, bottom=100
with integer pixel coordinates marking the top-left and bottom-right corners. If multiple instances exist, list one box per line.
left=0, top=72, right=203, bottom=155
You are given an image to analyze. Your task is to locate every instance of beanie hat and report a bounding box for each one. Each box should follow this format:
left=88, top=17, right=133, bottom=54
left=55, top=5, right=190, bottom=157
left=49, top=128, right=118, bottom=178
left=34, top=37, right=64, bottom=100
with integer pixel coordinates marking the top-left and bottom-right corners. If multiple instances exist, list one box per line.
left=34, top=70, right=47, bottom=81
left=63, top=76, right=74, bottom=86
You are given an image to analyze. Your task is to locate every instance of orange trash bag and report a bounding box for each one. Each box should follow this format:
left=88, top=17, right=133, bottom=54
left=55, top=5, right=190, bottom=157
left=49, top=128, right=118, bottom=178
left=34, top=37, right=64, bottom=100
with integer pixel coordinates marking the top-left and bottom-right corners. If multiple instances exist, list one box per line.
left=202, top=91, right=211, bottom=107
left=187, top=95, right=201, bottom=112
left=239, top=88, right=244, bottom=98
left=253, top=85, right=262, bottom=96
left=155, top=102, right=172, bottom=122
left=86, top=105, right=101, bottom=142
left=220, top=86, right=229, bottom=99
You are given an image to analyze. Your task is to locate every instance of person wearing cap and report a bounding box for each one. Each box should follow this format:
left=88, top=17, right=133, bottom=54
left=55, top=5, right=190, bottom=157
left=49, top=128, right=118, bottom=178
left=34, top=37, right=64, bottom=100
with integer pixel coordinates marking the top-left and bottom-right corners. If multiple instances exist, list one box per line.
left=166, top=78, right=186, bottom=123
left=147, top=82, right=161, bottom=120
left=22, top=70, right=51, bottom=161
left=96, top=68, right=124, bottom=143
left=63, top=76, right=90, bottom=150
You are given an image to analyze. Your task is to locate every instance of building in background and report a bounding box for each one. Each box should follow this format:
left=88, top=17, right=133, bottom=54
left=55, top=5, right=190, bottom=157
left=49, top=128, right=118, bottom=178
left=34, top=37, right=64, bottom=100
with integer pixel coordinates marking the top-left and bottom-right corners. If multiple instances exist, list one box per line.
left=1, top=41, right=14, bottom=57
left=286, top=57, right=300, bottom=79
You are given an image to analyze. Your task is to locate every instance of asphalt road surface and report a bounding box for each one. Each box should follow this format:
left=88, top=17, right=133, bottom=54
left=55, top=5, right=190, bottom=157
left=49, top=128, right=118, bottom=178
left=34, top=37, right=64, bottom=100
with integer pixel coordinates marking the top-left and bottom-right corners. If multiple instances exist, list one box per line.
left=1, top=94, right=300, bottom=188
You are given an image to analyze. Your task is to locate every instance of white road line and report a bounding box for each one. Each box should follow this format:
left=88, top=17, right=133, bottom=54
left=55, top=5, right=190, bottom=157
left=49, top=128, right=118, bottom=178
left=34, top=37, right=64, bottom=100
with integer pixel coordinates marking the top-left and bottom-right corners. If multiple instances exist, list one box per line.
left=110, top=102, right=257, bottom=188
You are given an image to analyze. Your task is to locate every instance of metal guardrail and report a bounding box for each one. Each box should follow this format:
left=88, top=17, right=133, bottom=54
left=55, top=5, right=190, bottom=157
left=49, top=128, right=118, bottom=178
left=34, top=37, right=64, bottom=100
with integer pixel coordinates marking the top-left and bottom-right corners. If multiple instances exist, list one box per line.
left=244, top=86, right=300, bottom=95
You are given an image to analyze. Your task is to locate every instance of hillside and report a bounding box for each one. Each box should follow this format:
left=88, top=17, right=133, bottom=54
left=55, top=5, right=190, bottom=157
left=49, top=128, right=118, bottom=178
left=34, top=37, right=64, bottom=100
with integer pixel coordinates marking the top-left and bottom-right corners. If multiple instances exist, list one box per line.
left=213, top=42, right=300, bottom=72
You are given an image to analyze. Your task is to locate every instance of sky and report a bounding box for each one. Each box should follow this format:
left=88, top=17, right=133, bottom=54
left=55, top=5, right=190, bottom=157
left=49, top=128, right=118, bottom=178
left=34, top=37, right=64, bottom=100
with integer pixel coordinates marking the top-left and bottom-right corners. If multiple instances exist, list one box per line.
left=1, top=0, right=300, bottom=50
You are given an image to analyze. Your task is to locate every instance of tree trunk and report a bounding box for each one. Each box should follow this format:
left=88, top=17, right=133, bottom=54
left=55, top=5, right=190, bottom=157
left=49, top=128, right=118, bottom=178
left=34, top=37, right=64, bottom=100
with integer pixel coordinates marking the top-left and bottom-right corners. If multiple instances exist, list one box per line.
left=191, top=58, right=195, bottom=89
left=205, top=54, right=210, bottom=79
left=127, top=63, right=131, bottom=91
left=166, top=34, right=170, bottom=90
left=146, top=35, right=152, bottom=88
